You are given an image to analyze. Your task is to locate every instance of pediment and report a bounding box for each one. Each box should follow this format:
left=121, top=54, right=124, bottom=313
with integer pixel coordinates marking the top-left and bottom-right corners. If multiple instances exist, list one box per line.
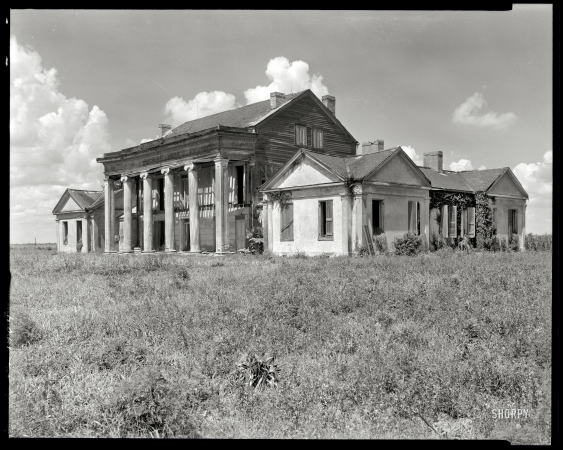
left=488, top=171, right=528, bottom=198
left=272, top=156, right=340, bottom=189
left=60, top=196, right=82, bottom=212
left=366, top=151, right=428, bottom=186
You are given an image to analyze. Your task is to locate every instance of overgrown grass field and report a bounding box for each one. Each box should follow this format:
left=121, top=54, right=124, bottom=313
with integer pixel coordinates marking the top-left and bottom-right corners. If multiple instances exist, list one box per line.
left=9, top=245, right=551, bottom=442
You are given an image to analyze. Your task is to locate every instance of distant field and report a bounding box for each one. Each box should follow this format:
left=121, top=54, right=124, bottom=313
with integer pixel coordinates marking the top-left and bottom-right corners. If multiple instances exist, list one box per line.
left=9, top=247, right=551, bottom=441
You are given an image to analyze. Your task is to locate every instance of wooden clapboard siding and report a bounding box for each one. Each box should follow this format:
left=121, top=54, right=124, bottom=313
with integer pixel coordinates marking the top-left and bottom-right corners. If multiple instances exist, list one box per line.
left=255, top=96, right=356, bottom=166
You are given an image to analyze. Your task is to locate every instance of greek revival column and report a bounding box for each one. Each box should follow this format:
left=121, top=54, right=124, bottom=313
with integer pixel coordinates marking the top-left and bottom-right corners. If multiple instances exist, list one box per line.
left=141, top=172, right=155, bottom=253
left=162, top=167, right=176, bottom=252
left=214, top=157, right=229, bottom=253
left=104, top=177, right=117, bottom=253
left=120, top=175, right=133, bottom=253
left=421, top=196, right=430, bottom=251
left=521, top=204, right=527, bottom=251
left=185, top=163, right=201, bottom=252
left=341, top=194, right=351, bottom=255
left=351, top=184, right=364, bottom=254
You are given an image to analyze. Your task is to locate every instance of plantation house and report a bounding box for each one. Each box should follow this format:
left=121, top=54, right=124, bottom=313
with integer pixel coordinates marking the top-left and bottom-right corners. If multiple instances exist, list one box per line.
left=52, top=89, right=528, bottom=255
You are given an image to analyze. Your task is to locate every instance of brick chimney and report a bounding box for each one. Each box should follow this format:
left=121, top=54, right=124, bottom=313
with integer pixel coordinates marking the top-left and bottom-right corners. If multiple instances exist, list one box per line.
left=423, top=151, right=443, bottom=173
left=158, top=124, right=172, bottom=138
left=322, top=95, right=335, bottom=115
left=270, top=92, right=286, bottom=109
left=358, top=140, right=384, bottom=155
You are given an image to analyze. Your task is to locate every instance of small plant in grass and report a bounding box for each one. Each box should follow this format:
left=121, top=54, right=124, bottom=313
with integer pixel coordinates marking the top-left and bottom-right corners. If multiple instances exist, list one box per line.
left=394, top=232, right=423, bottom=256
left=356, top=245, right=371, bottom=257
left=500, top=237, right=508, bottom=252
left=10, top=313, right=43, bottom=347
left=237, top=353, right=280, bottom=389
left=374, top=233, right=388, bottom=253
left=432, top=233, right=447, bottom=251
left=294, top=250, right=308, bottom=259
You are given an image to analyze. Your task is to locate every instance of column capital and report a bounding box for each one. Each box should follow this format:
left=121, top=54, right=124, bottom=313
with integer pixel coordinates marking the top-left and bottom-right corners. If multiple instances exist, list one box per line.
left=140, top=171, right=150, bottom=180
left=248, top=156, right=256, bottom=166
left=184, top=163, right=199, bottom=172
left=120, top=175, right=129, bottom=183
left=214, top=156, right=229, bottom=168
left=351, top=184, right=363, bottom=196
left=161, top=167, right=171, bottom=175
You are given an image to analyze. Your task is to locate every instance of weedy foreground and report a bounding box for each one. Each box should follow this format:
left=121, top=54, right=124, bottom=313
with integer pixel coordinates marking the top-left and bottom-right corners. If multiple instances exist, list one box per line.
left=9, top=245, right=551, bottom=442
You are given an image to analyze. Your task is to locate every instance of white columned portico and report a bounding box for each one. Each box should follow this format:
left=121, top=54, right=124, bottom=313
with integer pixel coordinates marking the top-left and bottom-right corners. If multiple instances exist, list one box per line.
left=185, top=163, right=201, bottom=253
left=162, top=167, right=176, bottom=252
left=141, top=172, right=155, bottom=253
left=121, top=175, right=134, bottom=253
left=214, top=157, right=229, bottom=253
left=104, top=177, right=117, bottom=253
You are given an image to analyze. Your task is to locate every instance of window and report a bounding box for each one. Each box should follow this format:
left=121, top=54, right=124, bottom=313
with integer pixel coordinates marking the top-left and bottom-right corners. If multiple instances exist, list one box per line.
left=295, top=124, right=307, bottom=147
left=181, top=178, right=189, bottom=209
left=312, top=128, right=323, bottom=149
left=318, top=200, right=333, bottom=240
left=508, top=209, right=518, bottom=236
left=236, top=165, right=244, bottom=204
left=372, top=200, right=384, bottom=235
left=77, top=221, right=82, bottom=245
left=280, top=203, right=294, bottom=241
left=159, top=178, right=165, bottom=211
left=408, top=201, right=420, bottom=235
left=63, top=221, right=68, bottom=245
left=137, top=178, right=143, bottom=213
left=466, top=207, right=476, bottom=238
left=448, top=205, right=458, bottom=238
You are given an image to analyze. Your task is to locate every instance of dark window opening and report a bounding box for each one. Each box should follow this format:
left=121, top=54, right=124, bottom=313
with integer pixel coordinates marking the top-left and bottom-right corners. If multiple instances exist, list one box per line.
left=236, top=165, right=244, bottom=204
left=159, top=178, right=165, bottom=211
left=295, top=124, right=307, bottom=147
left=508, top=209, right=518, bottom=236
left=372, top=200, right=383, bottom=235
left=319, top=200, right=333, bottom=240
left=63, top=221, right=68, bottom=245
left=280, top=203, right=294, bottom=241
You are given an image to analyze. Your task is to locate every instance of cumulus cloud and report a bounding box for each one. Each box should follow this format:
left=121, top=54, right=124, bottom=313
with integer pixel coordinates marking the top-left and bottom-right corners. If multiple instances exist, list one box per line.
left=10, top=35, right=111, bottom=243
left=400, top=145, right=423, bottom=166
left=513, top=150, right=552, bottom=234
left=452, top=92, right=517, bottom=131
left=164, top=91, right=239, bottom=127
left=478, top=165, right=486, bottom=171
left=244, top=57, right=329, bottom=104
left=449, top=159, right=474, bottom=171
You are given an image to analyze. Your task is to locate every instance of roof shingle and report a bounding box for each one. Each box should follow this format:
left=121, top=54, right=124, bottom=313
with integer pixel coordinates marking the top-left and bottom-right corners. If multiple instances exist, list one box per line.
left=458, top=168, right=506, bottom=192
left=68, top=189, right=102, bottom=210
left=418, top=168, right=475, bottom=192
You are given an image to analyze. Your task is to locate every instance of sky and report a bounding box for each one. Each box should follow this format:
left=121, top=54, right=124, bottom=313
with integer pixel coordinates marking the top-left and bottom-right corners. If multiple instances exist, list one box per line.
left=10, top=8, right=553, bottom=243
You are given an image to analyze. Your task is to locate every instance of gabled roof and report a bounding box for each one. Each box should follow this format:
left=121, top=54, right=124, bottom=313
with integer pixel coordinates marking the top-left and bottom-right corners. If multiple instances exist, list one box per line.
left=261, top=147, right=430, bottom=191
left=419, top=168, right=475, bottom=192
left=52, top=189, right=102, bottom=215
left=457, top=168, right=508, bottom=191
left=169, top=91, right=304, bottom=137
left=90, top=188, right=124, bottom=210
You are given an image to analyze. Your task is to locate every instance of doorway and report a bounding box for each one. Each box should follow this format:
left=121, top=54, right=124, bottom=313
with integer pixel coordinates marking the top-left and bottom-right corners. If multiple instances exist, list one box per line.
left=182, top=220, right=190, bottom=251
left=235, top=216, right=247, bottom=251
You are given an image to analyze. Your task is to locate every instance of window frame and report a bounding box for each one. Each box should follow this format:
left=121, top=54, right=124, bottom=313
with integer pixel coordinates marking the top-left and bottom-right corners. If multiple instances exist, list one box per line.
left=508, top=208, right=518, bottom=236
left=318, top=200, right=334, bottom=241
left=158, top=177, right=165, bottom=211
left=63, top=221, right=68, bottom=245
left=295, top=124, right=308, bottom=148
left=372, top=199, right=384, bottom=235
left=235, top=164, right=245, bottom=205
left=280, top=202, right=294, bottom=242
left=312, top=127, right=324, bottom=149
left=408, top=200, right=420, bottom=235
left=77, top=220, right=82, bottom=244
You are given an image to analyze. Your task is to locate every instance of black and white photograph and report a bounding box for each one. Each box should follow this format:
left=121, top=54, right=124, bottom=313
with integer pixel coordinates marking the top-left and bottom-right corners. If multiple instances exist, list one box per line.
left=9, top=8, right=553, bottom=442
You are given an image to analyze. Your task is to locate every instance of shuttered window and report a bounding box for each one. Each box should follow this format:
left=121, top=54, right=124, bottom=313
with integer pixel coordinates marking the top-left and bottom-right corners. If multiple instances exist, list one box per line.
left=508, top=209, right=518, bottom=236
left=319, top=200, right=333, bottom=240
left=312, top=128, right=324, bottom=149
left=63, top=221, right=68, bottom=245
left=449, top=205, right=457, bottom=238
left=280, top=203, right=294, bottom=241
left=442, top=205, right=449, bottom=238
left=295, top=124, right=307, bottom=147
left=408, top=201, right=419, bottom=235
left=467, top=207, right=476, bottom=238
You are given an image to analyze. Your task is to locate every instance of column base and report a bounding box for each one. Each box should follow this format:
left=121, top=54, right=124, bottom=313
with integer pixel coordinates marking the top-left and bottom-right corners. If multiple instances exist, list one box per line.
left=141, top=250, right=156, bottom=254
left=119, top=250, right=133, bottom=254
left=165, top=249, right=177, bottom=253
left=189, top=249, right=202, bottom=253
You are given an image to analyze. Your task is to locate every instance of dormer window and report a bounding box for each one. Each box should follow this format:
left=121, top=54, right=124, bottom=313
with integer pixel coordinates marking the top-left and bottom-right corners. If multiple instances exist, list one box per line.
left=312, top=127, right=323, bottom=149
left=295, top=124, right=307, bottom=147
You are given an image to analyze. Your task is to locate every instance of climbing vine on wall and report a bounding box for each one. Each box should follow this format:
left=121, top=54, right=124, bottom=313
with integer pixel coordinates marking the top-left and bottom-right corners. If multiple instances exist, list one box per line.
left=475, top=191, right=494, bottom=250
left=429, top=191, right=476, bottom=247
left=269, top=190, right=292, bottom=210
